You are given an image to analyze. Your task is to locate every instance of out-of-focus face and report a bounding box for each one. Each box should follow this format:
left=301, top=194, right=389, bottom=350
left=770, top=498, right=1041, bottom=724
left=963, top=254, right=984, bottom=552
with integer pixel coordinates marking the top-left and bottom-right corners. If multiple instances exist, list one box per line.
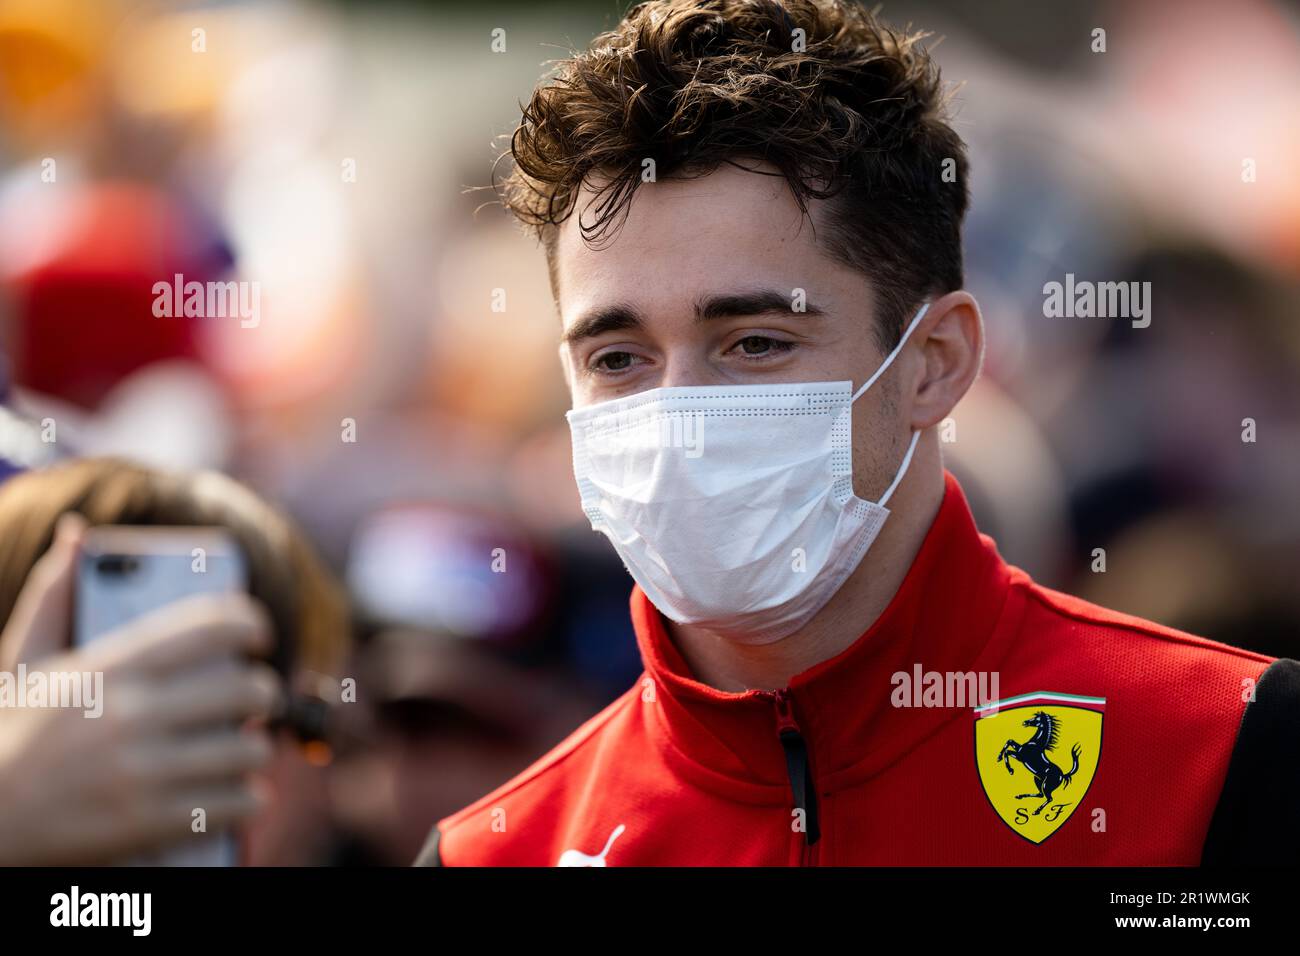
left=553, top=162, right=911, bottom=499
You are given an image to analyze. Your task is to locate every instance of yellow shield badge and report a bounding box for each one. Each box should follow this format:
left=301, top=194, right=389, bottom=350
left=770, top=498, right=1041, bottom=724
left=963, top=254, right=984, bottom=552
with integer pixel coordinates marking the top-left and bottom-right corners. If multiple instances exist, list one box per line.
left=975, top=692, right=1105, bottom=844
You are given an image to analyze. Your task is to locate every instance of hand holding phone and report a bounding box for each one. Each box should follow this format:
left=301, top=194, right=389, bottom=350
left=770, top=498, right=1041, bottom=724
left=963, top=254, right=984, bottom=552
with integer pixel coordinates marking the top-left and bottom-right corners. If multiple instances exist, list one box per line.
left=75, top=526, right=262, bottom=866
left=0, top=517, right=280, bottom=865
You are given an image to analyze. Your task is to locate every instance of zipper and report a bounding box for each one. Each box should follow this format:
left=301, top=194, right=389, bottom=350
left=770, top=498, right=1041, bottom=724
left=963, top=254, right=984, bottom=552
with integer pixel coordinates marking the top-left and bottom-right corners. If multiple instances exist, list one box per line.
left=767, top=688, right=820, bottom=864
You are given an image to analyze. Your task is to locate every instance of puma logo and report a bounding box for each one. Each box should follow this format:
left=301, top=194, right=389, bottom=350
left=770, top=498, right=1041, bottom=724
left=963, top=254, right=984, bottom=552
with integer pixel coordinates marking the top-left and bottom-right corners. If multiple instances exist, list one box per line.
left=557, top=824, right=625, bottom=866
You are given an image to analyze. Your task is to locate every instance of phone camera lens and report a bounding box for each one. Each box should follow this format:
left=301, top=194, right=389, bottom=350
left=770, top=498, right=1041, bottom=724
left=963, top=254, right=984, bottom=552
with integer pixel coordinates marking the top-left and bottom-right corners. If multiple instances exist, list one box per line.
left=96, top=554, right=140, bottom=576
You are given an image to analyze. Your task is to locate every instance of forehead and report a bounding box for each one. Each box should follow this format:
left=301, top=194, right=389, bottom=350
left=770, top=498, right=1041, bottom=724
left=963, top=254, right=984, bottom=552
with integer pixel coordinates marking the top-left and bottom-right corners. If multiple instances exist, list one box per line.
left=552, top=164, right=842, bottom=323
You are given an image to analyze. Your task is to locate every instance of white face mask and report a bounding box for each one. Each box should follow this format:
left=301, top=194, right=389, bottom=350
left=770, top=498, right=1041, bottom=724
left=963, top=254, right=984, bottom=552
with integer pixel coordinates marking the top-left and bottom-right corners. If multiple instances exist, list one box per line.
left=565, top=302, right=930, bottom=644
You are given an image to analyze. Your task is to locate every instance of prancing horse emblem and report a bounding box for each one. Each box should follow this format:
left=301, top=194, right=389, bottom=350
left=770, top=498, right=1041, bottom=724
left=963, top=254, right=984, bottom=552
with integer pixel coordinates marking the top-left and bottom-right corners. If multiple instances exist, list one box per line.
left=997, top=710, right=1082, bottom=816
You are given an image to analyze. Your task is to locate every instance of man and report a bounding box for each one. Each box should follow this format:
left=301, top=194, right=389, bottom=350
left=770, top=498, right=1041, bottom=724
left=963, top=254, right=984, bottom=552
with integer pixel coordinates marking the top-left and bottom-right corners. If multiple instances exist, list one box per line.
left=416, top=0, right=1298, bottom=865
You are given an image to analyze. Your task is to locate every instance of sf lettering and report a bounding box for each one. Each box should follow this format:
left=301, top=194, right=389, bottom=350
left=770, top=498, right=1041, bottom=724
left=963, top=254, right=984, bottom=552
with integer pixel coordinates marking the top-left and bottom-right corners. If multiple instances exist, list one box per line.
left=1015, top=803, right=1071, bottom=825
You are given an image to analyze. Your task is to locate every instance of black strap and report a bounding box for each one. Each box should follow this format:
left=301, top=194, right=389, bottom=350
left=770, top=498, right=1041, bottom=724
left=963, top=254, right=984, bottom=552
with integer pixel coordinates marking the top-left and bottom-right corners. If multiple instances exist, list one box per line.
left=1201, top=658, right=1300, bottom=865
left=412, top=824, right=443, bottom=867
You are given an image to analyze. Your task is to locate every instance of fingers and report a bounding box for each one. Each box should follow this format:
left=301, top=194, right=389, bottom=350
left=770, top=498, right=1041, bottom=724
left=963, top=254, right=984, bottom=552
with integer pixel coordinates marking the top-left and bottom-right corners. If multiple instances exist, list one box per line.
left=160, top=784, right=266, bottom=834
left=140, top=727, right=275, bottom=786
left=119, top=784, right=266, bottom=859
left=142, top=662, right=283, bottom=731
left=92, top=592, right=275, bottom=678
left=0, top=512, right=87, bottom=673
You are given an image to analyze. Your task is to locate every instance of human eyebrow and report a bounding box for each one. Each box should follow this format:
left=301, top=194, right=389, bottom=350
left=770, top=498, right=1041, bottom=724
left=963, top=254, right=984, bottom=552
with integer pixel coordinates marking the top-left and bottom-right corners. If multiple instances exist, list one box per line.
left=694, top=289, right=825, bottom=322
left=560, top=304, right=645, bottom=346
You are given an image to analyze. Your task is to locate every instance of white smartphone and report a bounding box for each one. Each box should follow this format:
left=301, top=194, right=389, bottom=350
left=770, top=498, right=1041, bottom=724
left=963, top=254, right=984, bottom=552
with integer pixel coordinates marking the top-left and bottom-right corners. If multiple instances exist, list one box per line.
left=75, top=525, right=249, bottom=867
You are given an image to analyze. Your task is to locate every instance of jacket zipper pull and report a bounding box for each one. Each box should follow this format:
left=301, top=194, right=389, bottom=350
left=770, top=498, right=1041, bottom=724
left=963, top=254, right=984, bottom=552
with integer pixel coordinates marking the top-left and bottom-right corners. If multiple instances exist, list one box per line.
left=773, top=690, right=820, bottom=846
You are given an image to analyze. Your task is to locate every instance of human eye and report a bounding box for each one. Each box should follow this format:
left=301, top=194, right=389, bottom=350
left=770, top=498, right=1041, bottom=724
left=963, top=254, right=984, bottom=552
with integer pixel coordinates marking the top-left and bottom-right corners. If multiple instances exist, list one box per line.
left=727, top=335, right=797, bottom=360
left=588, top=349, right=644, bottom=376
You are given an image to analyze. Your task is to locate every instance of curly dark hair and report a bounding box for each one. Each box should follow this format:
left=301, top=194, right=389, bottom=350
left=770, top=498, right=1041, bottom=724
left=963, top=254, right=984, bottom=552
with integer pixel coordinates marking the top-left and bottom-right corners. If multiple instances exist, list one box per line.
left=499, top=0, right=970, bottom=349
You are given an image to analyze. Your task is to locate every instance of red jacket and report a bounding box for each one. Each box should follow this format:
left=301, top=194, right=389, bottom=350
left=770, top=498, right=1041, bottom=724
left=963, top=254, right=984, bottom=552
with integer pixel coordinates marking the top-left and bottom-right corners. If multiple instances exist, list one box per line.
left=420, top=471, right=1282, bottom=865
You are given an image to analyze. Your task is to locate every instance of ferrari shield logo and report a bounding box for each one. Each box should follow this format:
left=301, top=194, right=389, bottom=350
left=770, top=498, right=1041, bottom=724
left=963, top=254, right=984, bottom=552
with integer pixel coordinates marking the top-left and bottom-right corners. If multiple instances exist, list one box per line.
left=975, top=692, right=1105, bottom=844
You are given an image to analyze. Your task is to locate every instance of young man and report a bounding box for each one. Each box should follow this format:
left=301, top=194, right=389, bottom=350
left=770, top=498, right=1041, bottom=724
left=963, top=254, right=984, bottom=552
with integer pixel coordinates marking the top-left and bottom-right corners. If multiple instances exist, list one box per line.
left=417, top=0, right=1299, bottom=865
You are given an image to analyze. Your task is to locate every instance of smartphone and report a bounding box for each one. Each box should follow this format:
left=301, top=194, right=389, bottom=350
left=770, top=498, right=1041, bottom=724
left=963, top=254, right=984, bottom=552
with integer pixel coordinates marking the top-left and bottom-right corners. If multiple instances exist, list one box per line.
left=75, top=525, right=250, bottom=867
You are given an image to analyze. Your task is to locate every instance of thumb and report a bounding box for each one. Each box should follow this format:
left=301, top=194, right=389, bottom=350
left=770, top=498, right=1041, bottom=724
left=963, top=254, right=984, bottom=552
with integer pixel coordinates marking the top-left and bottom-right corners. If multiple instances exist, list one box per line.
left=0, top=512, right=87, bottom=672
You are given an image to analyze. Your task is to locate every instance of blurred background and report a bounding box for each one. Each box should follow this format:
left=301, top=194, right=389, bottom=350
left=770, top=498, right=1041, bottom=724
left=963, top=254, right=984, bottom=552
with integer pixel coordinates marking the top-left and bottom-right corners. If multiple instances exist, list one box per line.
left=0, top=0, right=1296, bottom=864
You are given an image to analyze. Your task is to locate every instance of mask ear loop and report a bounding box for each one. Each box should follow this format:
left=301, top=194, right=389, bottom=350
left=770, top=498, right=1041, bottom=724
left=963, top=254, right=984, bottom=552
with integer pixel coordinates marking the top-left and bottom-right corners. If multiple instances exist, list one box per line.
left=851, top=301, right=931, bottom=403
left=849, top=301, right=930, bottom=507
left=878, top=429, right=921, bottom=508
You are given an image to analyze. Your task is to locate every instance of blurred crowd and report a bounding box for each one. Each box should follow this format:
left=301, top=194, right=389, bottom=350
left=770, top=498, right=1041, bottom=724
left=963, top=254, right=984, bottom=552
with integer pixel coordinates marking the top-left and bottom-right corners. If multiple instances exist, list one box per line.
left=0, top=0, right=1296, bottom=864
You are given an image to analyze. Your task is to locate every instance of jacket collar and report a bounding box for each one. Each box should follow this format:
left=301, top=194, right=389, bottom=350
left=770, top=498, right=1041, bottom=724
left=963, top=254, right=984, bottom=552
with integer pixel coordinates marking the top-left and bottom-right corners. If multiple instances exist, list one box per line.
left=630, top=470, right=1018, bottom=796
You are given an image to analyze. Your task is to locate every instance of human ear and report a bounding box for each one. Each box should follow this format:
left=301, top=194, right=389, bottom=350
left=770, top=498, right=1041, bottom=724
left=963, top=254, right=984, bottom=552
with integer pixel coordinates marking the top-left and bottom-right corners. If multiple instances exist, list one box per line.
left=907, top=290, right=983, bottom=430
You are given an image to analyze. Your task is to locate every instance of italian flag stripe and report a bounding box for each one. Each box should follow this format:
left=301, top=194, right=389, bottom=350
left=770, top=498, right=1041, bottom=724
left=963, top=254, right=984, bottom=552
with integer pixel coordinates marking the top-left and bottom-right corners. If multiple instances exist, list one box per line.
left=975, top=691, right=1106, bottom=717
